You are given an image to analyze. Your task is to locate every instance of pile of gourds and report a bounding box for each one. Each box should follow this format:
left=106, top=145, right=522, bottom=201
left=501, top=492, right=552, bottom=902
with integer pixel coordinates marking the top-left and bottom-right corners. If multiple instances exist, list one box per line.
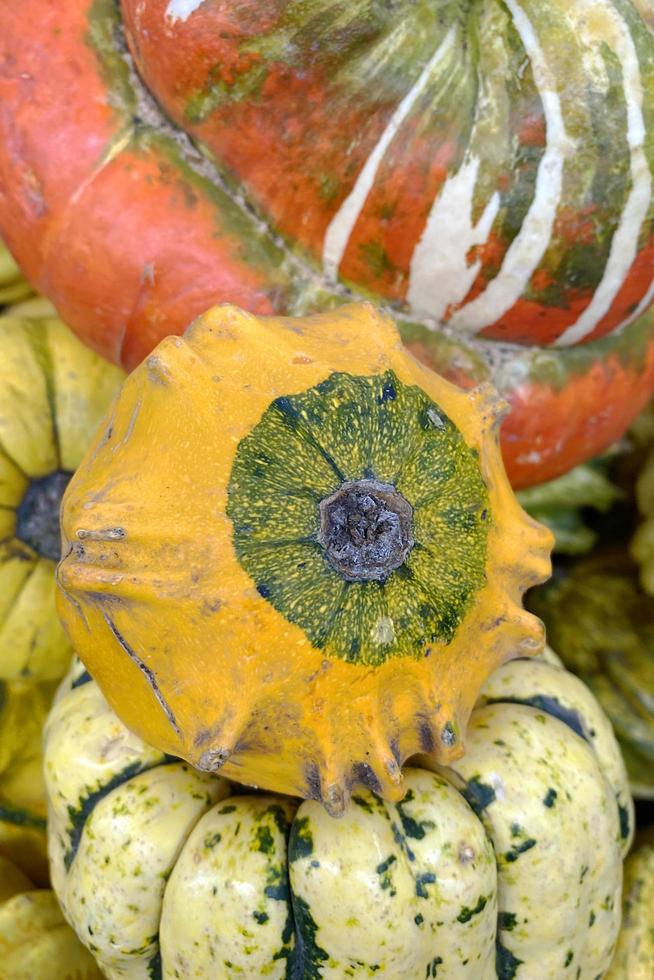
left=0, top=279, right=650, bottom=977
left=0, top=0, right=654, bottom=976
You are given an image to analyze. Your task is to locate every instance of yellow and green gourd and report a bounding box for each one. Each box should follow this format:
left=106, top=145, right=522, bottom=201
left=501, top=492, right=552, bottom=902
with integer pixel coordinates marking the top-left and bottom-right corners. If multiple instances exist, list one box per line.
left=0, top=679, right=52, bottom=886
left=606, top=829, right=654, bottom=980
left=0, top=301, right=123, bottom=681
left=0, top=854, right=102, bottom=980
left=528, top=552, right=654, bottom=799
left=44, top=652, right=632, bottom=979
left=55, top=302, right=552, bottom=811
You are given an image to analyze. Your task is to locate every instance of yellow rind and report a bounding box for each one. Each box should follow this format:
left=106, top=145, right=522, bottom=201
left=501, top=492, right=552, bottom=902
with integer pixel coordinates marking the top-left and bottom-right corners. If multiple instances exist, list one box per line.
left=57, top=303, right=553, bottom=807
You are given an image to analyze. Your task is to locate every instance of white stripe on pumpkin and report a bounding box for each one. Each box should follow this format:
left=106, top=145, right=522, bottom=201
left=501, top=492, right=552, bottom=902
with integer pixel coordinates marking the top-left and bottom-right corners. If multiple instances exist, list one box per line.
left=407, top=156, right=500, bottom=322
left=554, top=0, right=652, bottom=346
left=445, top=0, right=574, bottom=334
left=165, top=0, right=206, bottom=23
left=321, top=26, right=457, bottom=283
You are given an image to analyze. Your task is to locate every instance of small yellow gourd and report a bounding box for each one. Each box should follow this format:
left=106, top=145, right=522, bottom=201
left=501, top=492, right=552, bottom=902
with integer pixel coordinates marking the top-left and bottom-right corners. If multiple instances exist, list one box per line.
left=57, top=303, right=552, bottom=810
left=0, top=303, right=123, bottom=681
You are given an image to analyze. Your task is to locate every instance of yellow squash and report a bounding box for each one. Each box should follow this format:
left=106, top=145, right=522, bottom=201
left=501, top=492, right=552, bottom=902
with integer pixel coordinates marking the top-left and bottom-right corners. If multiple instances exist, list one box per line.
left=0, top=679, right=52, bottom=885
left=57, top=303, right=552, bottom=809
left=0, top=304, right=123, bottom=681
left=0, top=856, right=102, bottom=980
left=45, top=653, right=632, bottom=979
left=606, top=830, right=654, bottom=979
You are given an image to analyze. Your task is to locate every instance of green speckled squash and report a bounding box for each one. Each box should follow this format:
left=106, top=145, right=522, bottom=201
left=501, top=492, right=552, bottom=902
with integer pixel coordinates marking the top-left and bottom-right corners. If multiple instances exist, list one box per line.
left=44, top=654, right=632, bottom=979
left=0, top=304, right=123, bottom=681
left=528, top=552, right=654, bottom=799
left=606, top=830, right=654, bottom=979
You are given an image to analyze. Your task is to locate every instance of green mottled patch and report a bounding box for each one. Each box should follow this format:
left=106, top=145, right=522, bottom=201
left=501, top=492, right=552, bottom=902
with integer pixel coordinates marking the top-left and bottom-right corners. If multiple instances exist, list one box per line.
left=498, top=911, right=518, bottom=932
left=289, top=895, right=329, bottom=979
left=496, top=939, right=523, bottom=980
left=289, top=816, right=314, bottom=861
left=395, top=789, right=436, bottom=840
left=504, top=839, right=537, bottom=864
left=462, top=777, right=496, bottom=817
left=457, top=895, right=488, bottom=923
left=147, top=950, right=162, bottom=980
left=543, top=788, right=558, bottom=808
left=426, top=956, right=444, bottom=978
left=228, top=371, right=489, bottom=666
left=414, top=871, right=437, bottom=898
left=618, top=803, right=631, bottom=842
left=352, top=795, right=375, bottom=813
left=375, top=854, right=397, bottom=895
left=254, top=824, right=275, bottom=855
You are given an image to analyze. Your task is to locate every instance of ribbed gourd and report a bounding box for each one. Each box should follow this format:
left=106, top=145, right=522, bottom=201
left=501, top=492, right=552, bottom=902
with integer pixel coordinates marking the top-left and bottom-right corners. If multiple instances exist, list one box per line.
left=56, top=303, right=552, bottom=811
left=44, top=653, right=633, bottom=979
left=0, top=303, right=123, bottom=681
left=527, top=553, right=654, bottom=799
left=3, top=1, right=654, bottom=486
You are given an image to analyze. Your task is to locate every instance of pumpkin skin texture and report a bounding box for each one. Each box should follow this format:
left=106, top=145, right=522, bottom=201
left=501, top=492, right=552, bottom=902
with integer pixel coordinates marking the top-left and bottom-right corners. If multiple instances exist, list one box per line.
left=44, top=654, right=632, bottom=979
left=2, top=3, right=654, bottom=487
left=56, top=302, right=552, bottom=810
left=0, top=305, right=124, bottom=682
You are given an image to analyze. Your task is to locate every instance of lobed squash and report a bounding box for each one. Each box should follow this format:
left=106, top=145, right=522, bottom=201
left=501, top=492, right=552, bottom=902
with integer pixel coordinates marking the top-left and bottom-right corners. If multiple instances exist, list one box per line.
left=0, top=855, right=102, bottom=980
left=0, top=305, right=123, bottom=682
left=45, top=653, right=633, bottom=979
left=0, top=679, right=52, bottom=886
left=56, top=302, right=552, bottom=810
left=606, top=830, right=654, bottom=979
left=528, top=552, right=654, bottom=799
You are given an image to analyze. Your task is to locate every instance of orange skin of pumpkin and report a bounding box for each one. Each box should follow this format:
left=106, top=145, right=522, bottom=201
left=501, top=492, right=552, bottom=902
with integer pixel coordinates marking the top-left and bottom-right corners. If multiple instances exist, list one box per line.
left=1, top=0, right=654, bottom=488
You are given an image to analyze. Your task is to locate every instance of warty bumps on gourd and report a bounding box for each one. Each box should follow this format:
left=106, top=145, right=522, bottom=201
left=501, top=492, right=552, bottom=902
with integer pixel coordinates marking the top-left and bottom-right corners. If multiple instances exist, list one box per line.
left=55, top=302, right=552, bottom=813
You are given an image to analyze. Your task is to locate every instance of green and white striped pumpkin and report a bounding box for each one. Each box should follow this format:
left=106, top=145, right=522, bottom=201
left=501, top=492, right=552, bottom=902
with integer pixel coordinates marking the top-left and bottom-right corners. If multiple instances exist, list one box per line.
left=45, top=654, right=632, bottom=979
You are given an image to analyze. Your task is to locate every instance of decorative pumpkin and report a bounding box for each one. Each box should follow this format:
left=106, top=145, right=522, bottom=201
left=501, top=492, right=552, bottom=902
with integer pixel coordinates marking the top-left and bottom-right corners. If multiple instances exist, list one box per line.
left=606, top=829, right=654, bottom=979
left=527, top=552, right=654, bottom=799
left=0, top=679, right=51, bottom=886
left=0, top=855, right=102, bottom=980
left=2, top=2, right=654, bottom=487
left=0, top=303, right=123, bottom=681
left=56, top=302, right=552, bottom=809
left=44, top=653, right=633, bottom=979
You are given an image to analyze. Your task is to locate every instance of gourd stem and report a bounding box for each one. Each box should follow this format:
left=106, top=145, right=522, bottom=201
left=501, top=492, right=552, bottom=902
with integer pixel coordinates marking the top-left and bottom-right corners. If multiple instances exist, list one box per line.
left=318, top=479, right=414, bottom=582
